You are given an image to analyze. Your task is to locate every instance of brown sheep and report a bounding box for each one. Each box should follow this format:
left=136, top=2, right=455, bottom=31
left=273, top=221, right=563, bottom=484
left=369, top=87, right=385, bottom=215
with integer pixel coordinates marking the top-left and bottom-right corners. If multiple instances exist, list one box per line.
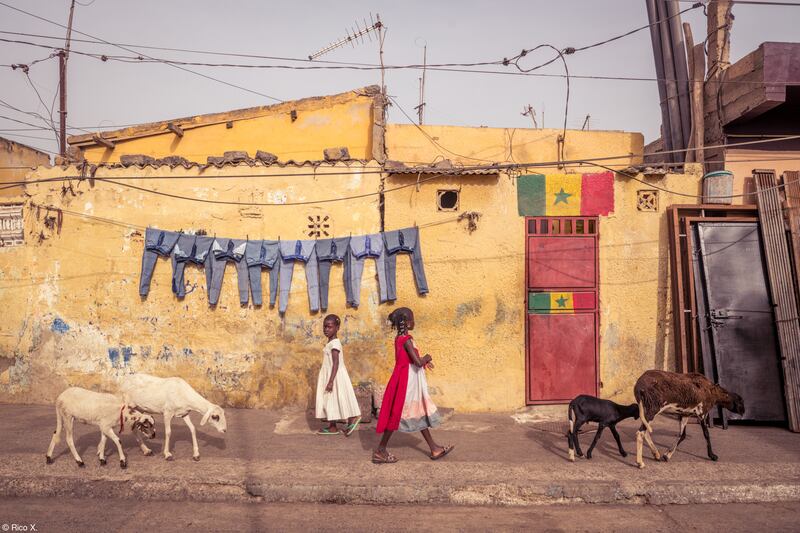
left=633, top=370, right=745, bottom=469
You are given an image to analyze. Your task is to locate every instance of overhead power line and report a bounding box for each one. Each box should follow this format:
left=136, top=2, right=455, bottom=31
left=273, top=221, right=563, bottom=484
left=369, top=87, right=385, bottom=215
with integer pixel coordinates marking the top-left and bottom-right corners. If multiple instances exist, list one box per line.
left=0, top=1, right=284, bottom=103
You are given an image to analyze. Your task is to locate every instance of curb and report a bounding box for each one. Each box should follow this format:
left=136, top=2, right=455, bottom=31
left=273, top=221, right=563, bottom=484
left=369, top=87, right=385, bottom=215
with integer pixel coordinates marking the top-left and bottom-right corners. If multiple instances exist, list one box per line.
left=2, top=476, right=799, bottom=506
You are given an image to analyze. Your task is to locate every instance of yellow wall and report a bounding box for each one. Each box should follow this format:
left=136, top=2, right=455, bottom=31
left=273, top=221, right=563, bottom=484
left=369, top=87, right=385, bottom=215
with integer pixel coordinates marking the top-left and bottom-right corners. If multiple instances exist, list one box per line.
left=0, top=138, right=50, bottom=197
left=384, top=126, right=697, bottom=409
left=73, top=88, right=381, bottom=165
left=0, top=120, right=701, bottom=411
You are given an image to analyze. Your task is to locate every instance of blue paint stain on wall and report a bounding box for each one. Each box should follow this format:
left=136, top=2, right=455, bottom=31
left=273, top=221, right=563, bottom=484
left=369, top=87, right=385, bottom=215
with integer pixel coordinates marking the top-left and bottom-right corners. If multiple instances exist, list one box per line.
left=51, top=318, right=70, bottom=334
left=122, top=346, right=133, bottom=364
left=108, top=348, right=120, bottom=367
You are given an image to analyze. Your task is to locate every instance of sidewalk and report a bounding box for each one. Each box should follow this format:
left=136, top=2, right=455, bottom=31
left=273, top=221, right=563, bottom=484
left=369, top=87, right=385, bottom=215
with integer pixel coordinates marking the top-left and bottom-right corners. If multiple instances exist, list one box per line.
left=2, top=404, right=799, bottom=506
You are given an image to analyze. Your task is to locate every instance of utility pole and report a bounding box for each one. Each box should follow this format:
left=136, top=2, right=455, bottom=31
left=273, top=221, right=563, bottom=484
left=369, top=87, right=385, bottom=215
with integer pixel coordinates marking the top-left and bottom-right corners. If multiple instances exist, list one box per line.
left=414, top=45, right=426, bottom=125
left=59, top=0, right=76, bottom=158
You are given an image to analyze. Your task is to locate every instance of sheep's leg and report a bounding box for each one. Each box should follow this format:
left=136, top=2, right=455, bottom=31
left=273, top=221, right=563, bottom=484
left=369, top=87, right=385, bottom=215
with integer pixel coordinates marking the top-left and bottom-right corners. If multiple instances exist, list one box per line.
left=97, top=434, right=107, bottom=465
left=102, top=427, right=127, bottom=468
left=182, top=415, right=201, bottom=461
left=133, top=428, right=153, bottom=456
left=585, top=424, right=605, bottom=459
left=642, top=427, right=661, bottom=460
left=46, top=408, right=63, bottom=464
left=610, top=424, right=627, bottom=457
left=700, top=416, right=718, bottom=461
left=663, top=417, right=688, bottom=462
left=636, top=427, right=645, bottom=469
left=163, top=412, right=174, bottom=460
left=64, top=415, right=84, bottom=467
left=572, top=421, right=585, bottom=457
left=567, top=408, right=576, bottom=462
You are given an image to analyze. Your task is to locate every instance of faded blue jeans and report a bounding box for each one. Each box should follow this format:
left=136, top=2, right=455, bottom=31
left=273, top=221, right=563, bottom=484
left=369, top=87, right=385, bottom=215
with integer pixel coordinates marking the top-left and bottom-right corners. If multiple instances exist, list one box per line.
left=278, top=240, right=320, bottom=313
left=346, top=233, right=387, bottom=307
left=316, top=237, right=350, bottom=310
left=171, top=234, right=214, bottom=298
left=245, top=240, right=280, bottom=307
left=139, top=228, right=180, bottom=296
left=208, top=238, right=249, bottom=305
left=383, top=227, right=429, bottom=300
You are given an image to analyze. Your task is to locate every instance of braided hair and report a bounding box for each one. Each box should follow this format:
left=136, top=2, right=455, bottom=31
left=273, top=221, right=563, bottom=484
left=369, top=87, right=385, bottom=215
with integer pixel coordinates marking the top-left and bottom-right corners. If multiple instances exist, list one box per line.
left=388, top=307, right=413, bottom=336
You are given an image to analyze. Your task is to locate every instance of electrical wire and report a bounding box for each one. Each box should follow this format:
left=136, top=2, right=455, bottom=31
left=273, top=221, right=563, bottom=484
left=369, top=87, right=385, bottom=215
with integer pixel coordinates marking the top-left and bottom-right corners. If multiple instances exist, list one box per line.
left=0, top=1, right=284, bottom=103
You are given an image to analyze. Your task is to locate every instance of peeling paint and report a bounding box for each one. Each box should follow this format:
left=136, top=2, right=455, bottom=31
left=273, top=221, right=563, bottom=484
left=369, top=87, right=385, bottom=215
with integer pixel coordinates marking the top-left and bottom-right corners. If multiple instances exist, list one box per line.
left=51, top=318, right=70, bottom=334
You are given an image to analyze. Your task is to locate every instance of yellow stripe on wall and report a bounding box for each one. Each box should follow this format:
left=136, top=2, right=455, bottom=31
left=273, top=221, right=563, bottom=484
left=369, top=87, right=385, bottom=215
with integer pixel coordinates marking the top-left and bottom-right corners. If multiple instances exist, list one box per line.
left=545, top=174, right=582, bottom=216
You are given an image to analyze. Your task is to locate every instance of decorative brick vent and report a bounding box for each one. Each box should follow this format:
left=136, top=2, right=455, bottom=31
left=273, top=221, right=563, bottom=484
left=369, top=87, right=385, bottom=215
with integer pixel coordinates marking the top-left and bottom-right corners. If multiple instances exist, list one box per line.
left=637, top=190, right=659, bottom=212
left=307, top=214, right=331, bottom=238
left=437, top=190, right=459, bottom=211
left=0, top=204, right=24, bottom=247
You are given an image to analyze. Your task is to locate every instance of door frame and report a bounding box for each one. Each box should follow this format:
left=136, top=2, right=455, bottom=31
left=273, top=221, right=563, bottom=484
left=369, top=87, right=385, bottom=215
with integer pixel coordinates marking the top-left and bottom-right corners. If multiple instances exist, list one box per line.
left=524, top=216, right=600, bottom=405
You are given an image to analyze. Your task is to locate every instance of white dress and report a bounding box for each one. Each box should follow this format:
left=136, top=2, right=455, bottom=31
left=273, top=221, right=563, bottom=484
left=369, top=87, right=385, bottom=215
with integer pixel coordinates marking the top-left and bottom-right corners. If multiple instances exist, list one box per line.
left=315, top=338, right=361, bottom=421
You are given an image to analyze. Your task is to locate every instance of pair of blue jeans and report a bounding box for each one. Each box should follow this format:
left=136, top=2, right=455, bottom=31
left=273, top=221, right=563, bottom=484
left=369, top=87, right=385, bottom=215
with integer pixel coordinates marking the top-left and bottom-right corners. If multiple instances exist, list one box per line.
left=171, top=234, right=214, bottom=298
left=316, top=237, right=350, bottom=310
left=139, top=228, right=180, bottom=296
left=278, top=240, right=319, bottom=313
left=346, top=234, right=387, bottom=307
left=208, top=238, right=249, bottom=305
left=245, top=240, right=280, bottom=307
left=383, top=227, right=429, bottom=300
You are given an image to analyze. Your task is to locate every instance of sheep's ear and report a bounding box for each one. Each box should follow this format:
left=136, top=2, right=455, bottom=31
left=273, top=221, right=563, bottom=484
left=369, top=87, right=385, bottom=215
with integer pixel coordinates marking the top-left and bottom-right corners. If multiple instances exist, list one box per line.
left=200, top=408, right=212, bottom=426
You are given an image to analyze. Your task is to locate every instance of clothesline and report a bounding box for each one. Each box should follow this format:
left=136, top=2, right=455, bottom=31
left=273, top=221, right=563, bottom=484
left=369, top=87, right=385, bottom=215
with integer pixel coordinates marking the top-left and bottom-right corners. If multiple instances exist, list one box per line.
left=139, top=226, right=430, bottom=314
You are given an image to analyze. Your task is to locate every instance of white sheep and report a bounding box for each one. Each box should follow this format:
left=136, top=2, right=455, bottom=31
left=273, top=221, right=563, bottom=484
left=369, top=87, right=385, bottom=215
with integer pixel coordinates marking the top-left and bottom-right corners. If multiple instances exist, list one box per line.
left=46, top=387, right=156, bottom=468
left=120, top=373, right=227, bottom=461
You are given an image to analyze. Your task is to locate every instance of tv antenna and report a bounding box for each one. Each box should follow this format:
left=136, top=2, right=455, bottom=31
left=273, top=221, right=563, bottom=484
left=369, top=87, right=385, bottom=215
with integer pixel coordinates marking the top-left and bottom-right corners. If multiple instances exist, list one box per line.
left=308, top=13, right=383, bottom=60
left=521, top=104, right=538, bottom=128
left=414, top=43, right=427, bottom=125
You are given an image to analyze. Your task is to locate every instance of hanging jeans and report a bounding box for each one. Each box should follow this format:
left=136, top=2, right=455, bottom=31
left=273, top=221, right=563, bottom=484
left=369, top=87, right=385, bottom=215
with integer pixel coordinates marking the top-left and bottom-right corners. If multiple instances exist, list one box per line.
left=383, top=227, right=429, bottom=300
left=245, top=240, right=280, bottom=307
left=171, top=234, right=214, bottom=298
left=278, top=240, right=319, bottom=313
left=139, top=228, right=180, bottom=296
left=208, top=238, right=249, bottom=305
left=316, top=237, right=350, bottom=310
left=346, top=233, right=387, bottom=307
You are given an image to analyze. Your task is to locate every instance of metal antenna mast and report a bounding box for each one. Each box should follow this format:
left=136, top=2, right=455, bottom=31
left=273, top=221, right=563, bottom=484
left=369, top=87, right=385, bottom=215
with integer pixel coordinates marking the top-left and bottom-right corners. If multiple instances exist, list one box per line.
left=414, top=45, right=427, bottom=125
left=521, top=104, right=537, bottom=128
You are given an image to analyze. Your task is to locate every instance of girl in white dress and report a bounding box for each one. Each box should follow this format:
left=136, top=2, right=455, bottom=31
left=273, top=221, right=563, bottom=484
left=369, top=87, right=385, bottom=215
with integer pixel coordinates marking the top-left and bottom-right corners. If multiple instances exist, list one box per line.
left=315, top=314, right=361, bottom=436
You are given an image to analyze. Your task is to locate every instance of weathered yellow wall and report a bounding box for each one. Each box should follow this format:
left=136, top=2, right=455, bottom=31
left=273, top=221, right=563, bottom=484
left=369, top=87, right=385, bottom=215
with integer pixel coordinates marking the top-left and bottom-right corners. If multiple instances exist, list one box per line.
left=385, top=125, right=698, bottom=409
left=74, top=88, right=381, bottom=165
left=0, top=163, right=390, bottom=408
left=1, top=120, right=700, bottom=411
left=0, top=138, right=51, bottom=197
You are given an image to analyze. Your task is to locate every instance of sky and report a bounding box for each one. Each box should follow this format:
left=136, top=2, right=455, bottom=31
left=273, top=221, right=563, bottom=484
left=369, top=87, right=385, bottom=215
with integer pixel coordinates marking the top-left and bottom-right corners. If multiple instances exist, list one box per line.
left=0, top=0, right=798, bottom=158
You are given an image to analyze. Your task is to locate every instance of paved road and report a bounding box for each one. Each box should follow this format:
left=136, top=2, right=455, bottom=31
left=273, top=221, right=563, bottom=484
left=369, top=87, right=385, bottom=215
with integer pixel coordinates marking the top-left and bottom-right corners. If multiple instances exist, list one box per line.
left=1, top=499, right=798, bottom=532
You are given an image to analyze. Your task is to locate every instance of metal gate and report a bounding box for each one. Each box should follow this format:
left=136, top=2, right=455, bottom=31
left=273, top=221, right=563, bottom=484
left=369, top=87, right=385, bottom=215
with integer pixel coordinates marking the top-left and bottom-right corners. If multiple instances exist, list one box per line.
left=693, top=222, right=786, bottom=423
left=525, top=216, right=599, bottom=404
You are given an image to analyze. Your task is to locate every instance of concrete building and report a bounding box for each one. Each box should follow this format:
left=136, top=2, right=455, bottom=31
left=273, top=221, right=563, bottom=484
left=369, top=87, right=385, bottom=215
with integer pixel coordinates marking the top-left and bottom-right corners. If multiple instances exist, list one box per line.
left=0, top=86, right=704, bottom=412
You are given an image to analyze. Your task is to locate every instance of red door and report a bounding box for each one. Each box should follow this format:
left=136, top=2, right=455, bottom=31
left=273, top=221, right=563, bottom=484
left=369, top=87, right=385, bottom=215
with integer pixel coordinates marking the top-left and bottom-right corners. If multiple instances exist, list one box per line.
left=525, top=217, right=599, bottom=404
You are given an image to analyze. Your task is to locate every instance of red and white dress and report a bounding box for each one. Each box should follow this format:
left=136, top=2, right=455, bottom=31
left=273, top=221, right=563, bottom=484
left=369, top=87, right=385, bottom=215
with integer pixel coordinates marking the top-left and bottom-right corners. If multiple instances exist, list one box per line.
left=376, top=334, right=441, bottom=433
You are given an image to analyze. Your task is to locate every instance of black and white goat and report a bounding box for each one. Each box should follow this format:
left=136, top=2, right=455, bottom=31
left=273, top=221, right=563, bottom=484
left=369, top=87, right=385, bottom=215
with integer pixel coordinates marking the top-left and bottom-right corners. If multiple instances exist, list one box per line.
left=634, top=370, right=745, bottom=469
left=567, top=394, right=639, bottom=461
left=46, top=387, right=156, bottom=468
left=120, top=373, right=227, bottom=461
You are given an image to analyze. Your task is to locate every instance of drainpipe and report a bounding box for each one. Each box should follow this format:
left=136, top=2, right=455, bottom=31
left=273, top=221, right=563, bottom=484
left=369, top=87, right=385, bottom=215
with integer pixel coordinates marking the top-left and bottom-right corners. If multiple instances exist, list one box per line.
left=646, top=0, right=674, bottom=162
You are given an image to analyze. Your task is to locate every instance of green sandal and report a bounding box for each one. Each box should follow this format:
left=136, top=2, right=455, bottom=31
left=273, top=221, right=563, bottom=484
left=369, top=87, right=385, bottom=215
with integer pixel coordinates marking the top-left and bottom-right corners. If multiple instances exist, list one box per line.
left=316, top=427, right=340, bottom=435
left=344, top=417, right=362, bottom=437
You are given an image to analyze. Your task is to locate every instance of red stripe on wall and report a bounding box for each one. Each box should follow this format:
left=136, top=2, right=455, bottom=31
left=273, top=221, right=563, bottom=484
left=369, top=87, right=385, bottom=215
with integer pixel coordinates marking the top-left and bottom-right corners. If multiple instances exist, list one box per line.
left=580, top=172, right=614, bottom=216
left=572, top=292, right=595, bottom=310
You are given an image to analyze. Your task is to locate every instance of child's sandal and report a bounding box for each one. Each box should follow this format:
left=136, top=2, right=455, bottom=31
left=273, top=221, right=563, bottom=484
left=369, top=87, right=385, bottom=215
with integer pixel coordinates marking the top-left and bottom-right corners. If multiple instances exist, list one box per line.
left=372, top=450, right=398, bottom=464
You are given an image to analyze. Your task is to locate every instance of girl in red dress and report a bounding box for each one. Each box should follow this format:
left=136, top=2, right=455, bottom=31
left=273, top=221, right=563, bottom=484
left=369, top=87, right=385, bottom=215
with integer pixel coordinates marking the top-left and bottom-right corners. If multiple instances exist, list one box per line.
left=373, top=307, right=454, bottom=463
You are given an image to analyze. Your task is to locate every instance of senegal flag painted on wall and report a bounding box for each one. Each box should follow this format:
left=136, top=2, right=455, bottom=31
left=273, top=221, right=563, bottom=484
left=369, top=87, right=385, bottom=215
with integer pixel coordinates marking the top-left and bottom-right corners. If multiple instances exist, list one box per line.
left=517, top=172, right=614, bottom=216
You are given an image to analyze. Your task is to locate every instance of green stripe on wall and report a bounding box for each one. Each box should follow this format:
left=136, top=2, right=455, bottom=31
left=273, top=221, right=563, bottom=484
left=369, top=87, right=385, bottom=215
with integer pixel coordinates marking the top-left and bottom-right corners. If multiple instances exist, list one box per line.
left=528, top=292, right=551, bottom=312
left=517, top=174, right=546, bottom=216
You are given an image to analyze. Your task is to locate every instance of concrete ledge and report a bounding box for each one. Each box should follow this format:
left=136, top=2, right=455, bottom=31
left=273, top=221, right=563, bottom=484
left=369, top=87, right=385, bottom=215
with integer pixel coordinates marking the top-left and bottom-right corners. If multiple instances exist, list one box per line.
left=2, top=475, right=799, bottom=507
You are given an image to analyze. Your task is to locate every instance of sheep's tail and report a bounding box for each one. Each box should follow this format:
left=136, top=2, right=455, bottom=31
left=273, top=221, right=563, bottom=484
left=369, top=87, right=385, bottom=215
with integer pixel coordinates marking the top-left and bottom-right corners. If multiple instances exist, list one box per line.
left=638, top=400, right=653, bottom=433
left=567, top=405, right=576, bottom=462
